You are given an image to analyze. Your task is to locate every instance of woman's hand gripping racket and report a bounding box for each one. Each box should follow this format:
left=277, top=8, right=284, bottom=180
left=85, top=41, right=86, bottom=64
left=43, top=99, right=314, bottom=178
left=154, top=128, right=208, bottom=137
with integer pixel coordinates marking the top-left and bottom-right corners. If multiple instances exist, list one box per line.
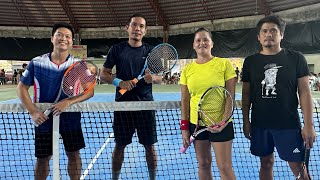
left=35, top=60, right=97, bottom=127
left=119, top=43, right=178, bottom=95
left=180, top=86, right=235, bottom=153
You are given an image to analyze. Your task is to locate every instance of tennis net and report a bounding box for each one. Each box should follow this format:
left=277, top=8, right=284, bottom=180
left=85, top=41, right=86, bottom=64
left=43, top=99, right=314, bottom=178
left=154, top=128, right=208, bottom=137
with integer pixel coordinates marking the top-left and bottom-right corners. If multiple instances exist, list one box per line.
left=0, top=100, right=319, bottom=180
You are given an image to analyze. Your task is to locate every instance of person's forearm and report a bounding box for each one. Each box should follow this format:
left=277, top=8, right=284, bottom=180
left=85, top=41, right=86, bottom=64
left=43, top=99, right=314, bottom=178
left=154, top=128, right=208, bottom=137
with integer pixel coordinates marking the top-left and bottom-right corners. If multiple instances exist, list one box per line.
left=224, top=78, right=236, bottom=120
left=242, top=98, right=250, bottom=124
left=100, top=68, right=114, bottom=84
left=17, top=83, right=37, bottom=114
left=152, top=75, right=163, bottom=84
left=298, top=76, right=314, bottom=127
left=299, top=91, right=314, bottom=127
left=242, top=82, right=251, bottom=124
left=181, top=99, right=190, bottom=120
left=66, top=89, right=94, bottom=106
left=225, top=78, right=236, bottom=100
left=181, top=85, right=190, bottom=120
left=101, top=75, right=113, bottom=84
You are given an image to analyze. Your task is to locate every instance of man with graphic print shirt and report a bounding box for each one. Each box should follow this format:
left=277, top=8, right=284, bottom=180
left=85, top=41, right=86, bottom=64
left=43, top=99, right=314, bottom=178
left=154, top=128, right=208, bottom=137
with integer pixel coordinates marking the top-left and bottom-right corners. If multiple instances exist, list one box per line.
left=241, top=15, right=316, bottom=180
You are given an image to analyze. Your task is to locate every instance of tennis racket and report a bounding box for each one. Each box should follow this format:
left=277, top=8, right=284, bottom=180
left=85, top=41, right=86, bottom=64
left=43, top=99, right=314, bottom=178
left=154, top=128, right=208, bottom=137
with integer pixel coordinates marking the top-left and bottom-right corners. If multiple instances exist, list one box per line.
left=296, top=145, right=311, bottom=180
left=180, top=86, right=234, bottom=153
left=35, top=60, right=97, bottom=126
left=119, top=43, right=178, bottom=95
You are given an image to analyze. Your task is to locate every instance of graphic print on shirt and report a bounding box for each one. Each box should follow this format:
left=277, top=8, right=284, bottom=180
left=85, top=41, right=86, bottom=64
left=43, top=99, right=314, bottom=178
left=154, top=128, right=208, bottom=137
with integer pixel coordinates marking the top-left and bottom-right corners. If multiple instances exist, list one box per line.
left=261, top=64, right=282, bottom=98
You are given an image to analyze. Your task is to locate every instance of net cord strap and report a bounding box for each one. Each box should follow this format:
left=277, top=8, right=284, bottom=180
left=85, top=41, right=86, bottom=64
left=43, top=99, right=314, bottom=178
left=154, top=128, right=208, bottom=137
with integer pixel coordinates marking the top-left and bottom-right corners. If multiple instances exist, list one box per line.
left=53, top=115, right=60, bottom=179
left=0, top=101, right=181, bottom=112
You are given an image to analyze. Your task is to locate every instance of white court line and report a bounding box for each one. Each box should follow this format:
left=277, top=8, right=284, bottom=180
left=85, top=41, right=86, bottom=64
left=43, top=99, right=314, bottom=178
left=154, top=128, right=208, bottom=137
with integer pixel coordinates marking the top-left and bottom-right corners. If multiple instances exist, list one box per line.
left=80, top=132, right=114, bottom=180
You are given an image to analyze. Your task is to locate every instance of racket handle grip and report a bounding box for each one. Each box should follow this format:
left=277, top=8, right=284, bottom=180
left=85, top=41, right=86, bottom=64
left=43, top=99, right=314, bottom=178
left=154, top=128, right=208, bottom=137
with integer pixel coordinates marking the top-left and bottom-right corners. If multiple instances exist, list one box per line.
left=119, top=88, right=127, bottom=95
left=118, top=78, right=139, bottom=95
left=33, top=122, right=39, bottom=127
left=33, top=109, right=51, bottom=127
left=180, top=136, right=195, bottom=154
left=44, top=109, right=51, bottom=117
left=132, top=78, right=139, bottom=84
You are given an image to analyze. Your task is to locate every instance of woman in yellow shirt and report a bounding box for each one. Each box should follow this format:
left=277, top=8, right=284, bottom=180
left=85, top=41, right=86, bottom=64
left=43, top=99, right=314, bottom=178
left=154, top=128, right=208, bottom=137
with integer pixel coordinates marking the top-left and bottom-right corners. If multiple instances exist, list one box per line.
left=180, top=27, right=236, bottom=180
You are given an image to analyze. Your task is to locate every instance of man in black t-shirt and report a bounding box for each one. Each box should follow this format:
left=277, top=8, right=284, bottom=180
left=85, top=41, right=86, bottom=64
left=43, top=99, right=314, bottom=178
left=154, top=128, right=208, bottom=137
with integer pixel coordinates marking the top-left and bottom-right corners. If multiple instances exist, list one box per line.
left=242, top=15, right=316, bottom=179
left=100, top=14, right=162, bottom=180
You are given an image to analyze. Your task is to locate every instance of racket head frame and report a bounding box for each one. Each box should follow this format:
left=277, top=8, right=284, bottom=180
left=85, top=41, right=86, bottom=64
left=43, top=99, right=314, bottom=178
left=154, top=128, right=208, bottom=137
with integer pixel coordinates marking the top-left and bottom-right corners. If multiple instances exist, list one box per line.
left=119, top=43, right=178, bottom=95
left=41, top=60, right=97, bottom=124
left=296, top=146, right=311, bottom=180
left=144, top=43, right=178, bottom=76
left=197, top=85, right=235, bottom=128
left=61, top=60, right=98, bottom=97
left=180, top=86, right=234, bottom=153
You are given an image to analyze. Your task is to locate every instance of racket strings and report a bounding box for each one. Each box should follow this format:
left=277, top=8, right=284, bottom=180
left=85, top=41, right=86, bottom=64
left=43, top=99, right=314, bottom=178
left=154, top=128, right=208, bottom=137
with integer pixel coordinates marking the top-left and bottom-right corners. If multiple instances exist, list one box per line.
left=199, top=88, right=234, bottom=126
left=63, top=62, right=97, bottom=96
left=147, top=45, right=177, bottom=74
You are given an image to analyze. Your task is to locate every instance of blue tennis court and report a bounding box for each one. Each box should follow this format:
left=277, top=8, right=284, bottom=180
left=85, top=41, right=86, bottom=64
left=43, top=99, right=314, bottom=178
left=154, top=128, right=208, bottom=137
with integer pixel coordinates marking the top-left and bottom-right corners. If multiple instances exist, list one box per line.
left=0, top=93, right=319, bottom=180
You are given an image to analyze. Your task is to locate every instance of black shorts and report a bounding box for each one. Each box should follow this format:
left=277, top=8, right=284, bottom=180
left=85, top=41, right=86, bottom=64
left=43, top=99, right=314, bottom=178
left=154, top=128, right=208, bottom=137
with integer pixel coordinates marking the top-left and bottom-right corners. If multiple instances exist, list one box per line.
left=190, top=122, right=234, bottom=142
left=35, top=112, right=85, bottom=158
left=113, top=110, right=157, bottom=146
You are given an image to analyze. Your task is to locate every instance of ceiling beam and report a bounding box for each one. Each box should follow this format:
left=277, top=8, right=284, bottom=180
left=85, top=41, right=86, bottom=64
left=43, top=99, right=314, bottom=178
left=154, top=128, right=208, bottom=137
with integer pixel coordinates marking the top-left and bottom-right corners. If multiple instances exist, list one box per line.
left=200, top=0, right=215, bottom=21
left=258, top=0, right=272, bottom=15
left=58, top=0, right=80, bottom=33
left=147, top=0, right=168, bottom=31
left=12, top=0, right=29, bottom=28
left=103, top=0, right=123, bottom=28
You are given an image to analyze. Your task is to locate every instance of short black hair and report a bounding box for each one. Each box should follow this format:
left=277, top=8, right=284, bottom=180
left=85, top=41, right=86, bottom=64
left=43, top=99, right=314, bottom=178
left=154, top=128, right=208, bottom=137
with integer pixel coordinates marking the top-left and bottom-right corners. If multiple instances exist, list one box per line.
left=52, top=22, right=74, bottom=38
left=127, top=14, right=147, bottom=26
left=256, top=15, right=286, bottom=34
left=194, top=27, right=213, bottom=39
left=22, top=63, right=27, bottom=68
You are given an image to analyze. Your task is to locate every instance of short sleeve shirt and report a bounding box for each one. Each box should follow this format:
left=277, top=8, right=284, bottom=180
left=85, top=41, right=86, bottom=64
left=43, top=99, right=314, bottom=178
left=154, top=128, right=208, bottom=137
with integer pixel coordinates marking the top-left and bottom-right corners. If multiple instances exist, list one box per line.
left=242, top=49, right=309, bottom=128
left=20, top=53, right=81, bottom=127
left=180, top=57, right=236, bottom=124
left=20, top=53, right=80, bottom=103
left=103, top=42, right=154, bottom=101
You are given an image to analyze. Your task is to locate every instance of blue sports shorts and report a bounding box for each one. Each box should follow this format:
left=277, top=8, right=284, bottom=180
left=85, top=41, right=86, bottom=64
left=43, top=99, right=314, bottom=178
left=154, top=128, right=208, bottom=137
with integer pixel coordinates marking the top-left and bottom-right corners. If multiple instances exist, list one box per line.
left=250, top=127, right=305, bottom=162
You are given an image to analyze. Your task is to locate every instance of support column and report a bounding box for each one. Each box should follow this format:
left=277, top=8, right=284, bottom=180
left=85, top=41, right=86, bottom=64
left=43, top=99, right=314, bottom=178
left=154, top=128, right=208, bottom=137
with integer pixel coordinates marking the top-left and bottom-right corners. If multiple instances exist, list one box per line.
left=73, top=33, right=80, bottom=45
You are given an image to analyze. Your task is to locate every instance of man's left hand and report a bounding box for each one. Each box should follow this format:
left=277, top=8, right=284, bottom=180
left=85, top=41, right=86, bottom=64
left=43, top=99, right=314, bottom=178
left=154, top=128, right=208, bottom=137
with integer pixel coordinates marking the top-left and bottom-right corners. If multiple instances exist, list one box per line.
left=302, top=125, right=316, bottom=149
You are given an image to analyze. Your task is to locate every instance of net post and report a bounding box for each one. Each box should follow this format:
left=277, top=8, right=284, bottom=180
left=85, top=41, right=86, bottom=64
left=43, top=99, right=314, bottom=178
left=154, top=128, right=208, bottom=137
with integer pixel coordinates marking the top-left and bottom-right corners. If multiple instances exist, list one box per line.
left=53, top=114, right=60, bottom=180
